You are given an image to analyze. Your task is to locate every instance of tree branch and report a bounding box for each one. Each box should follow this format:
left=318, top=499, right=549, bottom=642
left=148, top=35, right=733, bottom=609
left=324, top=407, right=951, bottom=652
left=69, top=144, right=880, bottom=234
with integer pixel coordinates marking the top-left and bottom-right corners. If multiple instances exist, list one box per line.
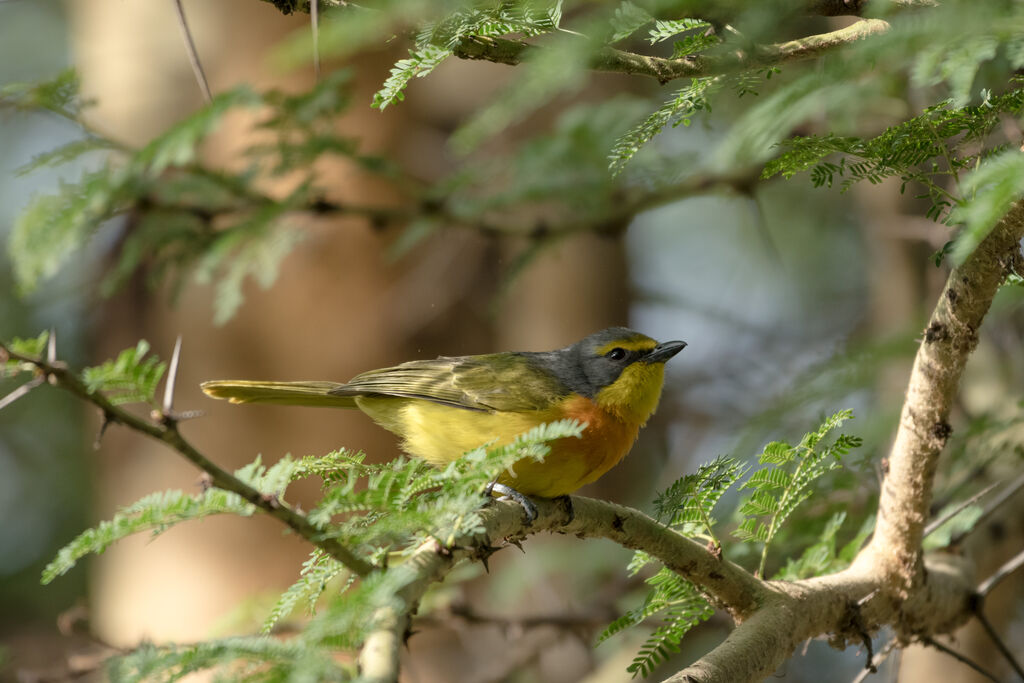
left=453, top=20, right=890, bottom=84
left=806, top=0, right=936, bottom=15
left=357, top=495, right=769, bottom=681
left=0, top=342, right=375, bottom=578
left=858, top=202, right=1024, bottom=600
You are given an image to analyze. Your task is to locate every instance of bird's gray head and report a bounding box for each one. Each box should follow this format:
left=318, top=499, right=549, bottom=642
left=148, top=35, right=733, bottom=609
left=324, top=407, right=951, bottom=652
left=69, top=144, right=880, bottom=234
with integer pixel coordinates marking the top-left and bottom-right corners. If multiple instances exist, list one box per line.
left=528, top=327, right=686, bottom=399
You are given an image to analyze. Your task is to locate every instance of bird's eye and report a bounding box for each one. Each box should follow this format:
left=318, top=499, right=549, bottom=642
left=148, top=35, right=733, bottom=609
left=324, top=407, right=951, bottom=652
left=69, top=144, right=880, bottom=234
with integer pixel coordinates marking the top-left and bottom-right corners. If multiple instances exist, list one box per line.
left=606, top=347, right=627, bottom=361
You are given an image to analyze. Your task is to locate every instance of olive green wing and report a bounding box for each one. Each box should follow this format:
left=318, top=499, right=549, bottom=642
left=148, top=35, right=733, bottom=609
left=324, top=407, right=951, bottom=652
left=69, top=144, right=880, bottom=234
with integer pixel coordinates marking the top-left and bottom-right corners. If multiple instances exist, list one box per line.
left=329, top=353, right=566, bottom=412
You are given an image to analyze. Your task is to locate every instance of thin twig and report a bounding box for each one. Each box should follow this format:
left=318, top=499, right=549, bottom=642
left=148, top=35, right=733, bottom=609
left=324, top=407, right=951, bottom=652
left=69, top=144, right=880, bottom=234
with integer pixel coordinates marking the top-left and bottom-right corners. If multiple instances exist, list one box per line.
left=0, top=376, right=44, bottom=411
left=171, top=0, right=213, bottom=104
left=974, top=609, right=1024, bottom=679
left=920, top=637, right=1000, bottom=682
left=977, top=546, right=1024, bottom=597
left=454, top=19, right=890, bottom=84
left=949, top=469, right=1024, bottom=546
left=0, top=341, right=374, bottom=577
left=923, top=481, right=999, bottom=537
left=311, top=0, right=321, bottom=81
left=850, top=637, right=897, bottom=683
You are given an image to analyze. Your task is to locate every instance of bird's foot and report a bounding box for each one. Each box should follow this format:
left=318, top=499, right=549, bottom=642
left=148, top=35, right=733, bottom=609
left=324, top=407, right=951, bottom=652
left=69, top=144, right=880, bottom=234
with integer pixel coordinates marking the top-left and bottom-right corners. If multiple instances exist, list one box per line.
left=485, top=482, right=537, bottom=524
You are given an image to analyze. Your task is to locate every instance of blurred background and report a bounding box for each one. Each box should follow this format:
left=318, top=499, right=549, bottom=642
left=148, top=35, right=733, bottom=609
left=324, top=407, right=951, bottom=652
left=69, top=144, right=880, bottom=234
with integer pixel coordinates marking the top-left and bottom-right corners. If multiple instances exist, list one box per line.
left=1, top=1, right=1022, bottom=682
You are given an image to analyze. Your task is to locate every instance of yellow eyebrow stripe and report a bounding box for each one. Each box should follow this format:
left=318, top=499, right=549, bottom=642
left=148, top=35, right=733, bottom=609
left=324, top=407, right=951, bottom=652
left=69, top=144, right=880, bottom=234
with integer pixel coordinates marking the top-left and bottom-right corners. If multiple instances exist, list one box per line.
left=597, top=338, right=657, bottom=354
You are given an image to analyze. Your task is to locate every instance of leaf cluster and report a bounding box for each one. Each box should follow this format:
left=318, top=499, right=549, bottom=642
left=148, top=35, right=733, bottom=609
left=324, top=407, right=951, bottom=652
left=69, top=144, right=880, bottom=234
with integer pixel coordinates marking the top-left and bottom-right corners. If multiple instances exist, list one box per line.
left=775, top=510, right=873, bottom=581
left=1, top=332, right=49, bottom=378
left=597, top=562, right=712, bottom=679
left=3, top=333, right=166, bottom=407
left=601, top=411, right=862, bottom=673
left=4, top=70, right=372, bottom=323
left=764, top=87, right=1024, bottom=261
left=80, top=340, right=166, bottom=405
left=734, top=409, right=861, bottom=577
left=653, top=455, right=747, bottom=550
left=373, top=0, right=564, bottom=110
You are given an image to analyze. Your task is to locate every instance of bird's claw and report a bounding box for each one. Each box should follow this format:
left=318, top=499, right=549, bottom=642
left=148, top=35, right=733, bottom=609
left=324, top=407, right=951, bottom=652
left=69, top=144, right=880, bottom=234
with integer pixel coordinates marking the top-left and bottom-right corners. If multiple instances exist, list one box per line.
left=485, top=482, right=538, bottom=523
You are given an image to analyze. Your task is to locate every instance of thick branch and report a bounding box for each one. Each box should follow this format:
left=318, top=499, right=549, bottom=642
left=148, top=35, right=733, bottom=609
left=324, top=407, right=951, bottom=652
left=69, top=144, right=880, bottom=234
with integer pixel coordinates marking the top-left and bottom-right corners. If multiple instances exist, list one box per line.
left=358, top=495, right=769, bottom=681
left=266, top=0, right=934, bottom=17
left=859, top=202, right=1024, bottom=598
left=0, top=345, right=375, bottom=577
left=454, top=20, right=889, bottom=83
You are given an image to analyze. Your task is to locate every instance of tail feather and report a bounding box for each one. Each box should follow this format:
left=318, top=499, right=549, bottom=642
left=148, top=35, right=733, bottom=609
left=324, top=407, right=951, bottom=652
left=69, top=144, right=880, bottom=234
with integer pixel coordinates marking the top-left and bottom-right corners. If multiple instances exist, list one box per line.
left=201, top=380, right=358, bottom=408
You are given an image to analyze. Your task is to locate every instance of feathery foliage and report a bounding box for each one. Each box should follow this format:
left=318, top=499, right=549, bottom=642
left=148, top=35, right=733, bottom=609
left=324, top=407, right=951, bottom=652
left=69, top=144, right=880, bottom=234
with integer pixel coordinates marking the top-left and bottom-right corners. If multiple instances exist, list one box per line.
left=80, top=340, right=166, bottom=405
left=653, top=455, right=747, bottom=550
left=41, top=488, right=255, bottom=585
left=1, top=332, right=49, bottom=377
left=608, top=77, right=718, bottom=176
left=601, top=412, right=860, bottom=673
left=373, top=1, right=563, bottom=110
left=775, top=511, right=874, bottom=581
left=764, top=82, right=1024, bottom=263
left=598, top=566, right=712, bottom=678
left=108, top=636, right=351, bottom=682
left=7, top=0, right=1024, bottom=678
left=262, top=549, right=348, bottom=634
left=734, top=410, right=861, bottom=577
left=5, top=70, right=364, bottom=322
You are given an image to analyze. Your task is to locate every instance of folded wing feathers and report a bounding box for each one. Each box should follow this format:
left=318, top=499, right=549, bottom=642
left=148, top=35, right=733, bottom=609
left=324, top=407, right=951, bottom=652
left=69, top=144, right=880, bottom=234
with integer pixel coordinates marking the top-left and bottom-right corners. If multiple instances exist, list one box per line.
left=330, top=356, right=562, bottom=412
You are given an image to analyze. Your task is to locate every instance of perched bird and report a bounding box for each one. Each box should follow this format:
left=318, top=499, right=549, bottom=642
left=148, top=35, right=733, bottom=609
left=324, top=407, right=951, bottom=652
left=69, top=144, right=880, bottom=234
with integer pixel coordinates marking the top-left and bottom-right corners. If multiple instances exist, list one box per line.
left=201, top=327, right=684, bottom=499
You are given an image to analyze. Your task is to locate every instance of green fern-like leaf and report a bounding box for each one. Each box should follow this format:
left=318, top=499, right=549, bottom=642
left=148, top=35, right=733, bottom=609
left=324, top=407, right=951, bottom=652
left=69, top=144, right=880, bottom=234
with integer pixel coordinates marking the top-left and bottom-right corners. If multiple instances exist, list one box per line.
left=9, top=167, right=133, bottom=293
left=734, top=411, right=858, bottom=576
left=764, top=86, right=1024, bottom=232
left=306, top=419, right=585, bottom=555
left=608, top=77, right=718, bottom=175
left=80, top=340, right=166, bottom=405
left=609, top=1, right=652, bottom=42
left=262, top=549, right=347, bottom=634
left=647, top=18, right=710, bottom=44
left=108, top=636, right=350, bottom=682
left=193, top=194, right=307, bottom=325
left=15, top=137, right=117, bottom=177
left=0, top=68, right=84, bottom=116
left=758, top=440, right=794, bottom=465
left=598, top=565, right=712, bottom=668
left=2, top=332, right=49, bottom=377
left=671, top=31, right=719, bottom=58
left=41, top=488, right=254, bottom=584
left=776, top=512, right=875, bottom=579
left=372, top=45, right=453, bottom=110
left=625, top=586, right=712, bottom=677
left=949, top=149, right=1024, bottom=263
left=135, top=87, right=261, bottom=177
left=653, top=456, right=746, bottom=546
left=375, top=1, right=564, bottom=110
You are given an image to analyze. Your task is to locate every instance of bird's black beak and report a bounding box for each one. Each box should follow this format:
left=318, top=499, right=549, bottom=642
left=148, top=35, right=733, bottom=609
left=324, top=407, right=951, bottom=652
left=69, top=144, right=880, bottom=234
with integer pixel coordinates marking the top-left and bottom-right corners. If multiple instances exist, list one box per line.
left=646, top=340, right=687, bottom=363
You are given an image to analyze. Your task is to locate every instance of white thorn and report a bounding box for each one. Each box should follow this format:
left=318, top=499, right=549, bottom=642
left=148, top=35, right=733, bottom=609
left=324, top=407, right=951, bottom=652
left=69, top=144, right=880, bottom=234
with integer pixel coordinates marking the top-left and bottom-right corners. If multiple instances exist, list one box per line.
left=163, top=335, right=183, bottom=414
left=47, top=328, right=57, bottom=363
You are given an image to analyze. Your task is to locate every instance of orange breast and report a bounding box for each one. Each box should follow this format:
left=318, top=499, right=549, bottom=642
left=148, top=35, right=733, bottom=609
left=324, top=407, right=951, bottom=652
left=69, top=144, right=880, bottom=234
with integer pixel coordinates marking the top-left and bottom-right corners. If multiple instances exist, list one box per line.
left=498, top=394, right=640, bottom=497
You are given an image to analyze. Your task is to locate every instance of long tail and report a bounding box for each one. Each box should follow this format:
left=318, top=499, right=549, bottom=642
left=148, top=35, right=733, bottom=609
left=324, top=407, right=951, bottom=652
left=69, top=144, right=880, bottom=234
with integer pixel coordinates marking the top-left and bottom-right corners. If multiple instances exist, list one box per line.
left=200, top=380, right=359, bottom=408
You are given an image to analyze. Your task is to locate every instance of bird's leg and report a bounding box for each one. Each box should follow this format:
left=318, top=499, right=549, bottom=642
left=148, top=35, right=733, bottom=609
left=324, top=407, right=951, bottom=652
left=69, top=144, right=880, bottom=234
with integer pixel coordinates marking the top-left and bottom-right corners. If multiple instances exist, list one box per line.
left=485, top=481, right=538, bottom=523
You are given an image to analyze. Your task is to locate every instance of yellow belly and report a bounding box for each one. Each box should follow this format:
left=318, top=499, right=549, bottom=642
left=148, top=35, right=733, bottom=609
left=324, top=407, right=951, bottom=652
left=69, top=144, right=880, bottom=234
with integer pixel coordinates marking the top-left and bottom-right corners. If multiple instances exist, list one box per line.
left=355, top=394, right=639, bottom=497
